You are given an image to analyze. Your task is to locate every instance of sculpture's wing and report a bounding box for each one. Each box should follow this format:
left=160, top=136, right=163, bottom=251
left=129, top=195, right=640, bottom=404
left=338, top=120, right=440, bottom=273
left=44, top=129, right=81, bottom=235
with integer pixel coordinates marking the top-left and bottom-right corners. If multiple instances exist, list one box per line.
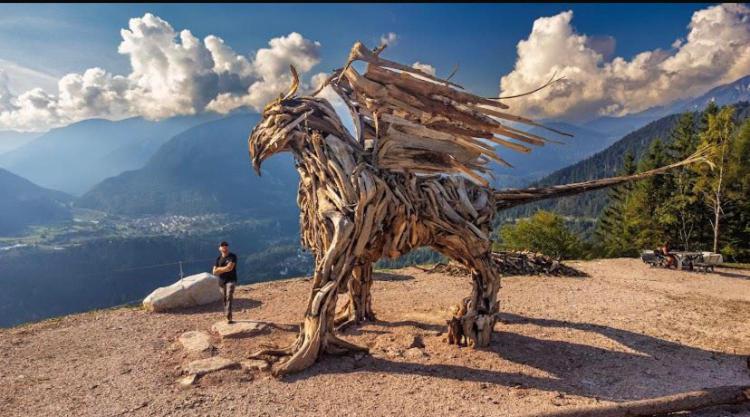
left=324, top=42, right=570, bottom=186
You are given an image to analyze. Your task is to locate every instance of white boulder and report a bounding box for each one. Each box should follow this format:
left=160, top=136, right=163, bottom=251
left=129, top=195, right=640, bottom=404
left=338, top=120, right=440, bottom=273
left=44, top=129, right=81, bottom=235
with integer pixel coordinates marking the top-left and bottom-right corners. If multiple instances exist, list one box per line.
left=143, top=273, right=223, bottom=312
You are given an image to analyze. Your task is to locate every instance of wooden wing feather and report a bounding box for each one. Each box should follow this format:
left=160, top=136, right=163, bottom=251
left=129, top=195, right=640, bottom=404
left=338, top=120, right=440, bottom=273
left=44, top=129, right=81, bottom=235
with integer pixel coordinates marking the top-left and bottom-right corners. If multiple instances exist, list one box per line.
left=328, top=41, right=569, bottom=186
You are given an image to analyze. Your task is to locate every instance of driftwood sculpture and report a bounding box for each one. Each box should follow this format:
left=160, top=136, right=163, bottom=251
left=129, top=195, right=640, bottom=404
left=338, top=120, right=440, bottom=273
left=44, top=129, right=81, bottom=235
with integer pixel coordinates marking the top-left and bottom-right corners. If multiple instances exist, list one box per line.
left=247, top=42, right=707, bottom=375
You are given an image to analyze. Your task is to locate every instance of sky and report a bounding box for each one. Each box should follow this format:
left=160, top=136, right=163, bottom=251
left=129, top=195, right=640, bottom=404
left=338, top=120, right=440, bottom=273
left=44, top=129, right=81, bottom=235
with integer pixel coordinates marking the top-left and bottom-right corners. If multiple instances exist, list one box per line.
left=0, top=3, right=747, bottom=132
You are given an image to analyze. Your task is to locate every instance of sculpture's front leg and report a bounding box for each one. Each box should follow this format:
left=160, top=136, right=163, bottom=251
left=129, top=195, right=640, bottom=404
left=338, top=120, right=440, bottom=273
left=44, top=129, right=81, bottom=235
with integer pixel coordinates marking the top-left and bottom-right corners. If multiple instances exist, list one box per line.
left=254, top=211, right=367, bottom=376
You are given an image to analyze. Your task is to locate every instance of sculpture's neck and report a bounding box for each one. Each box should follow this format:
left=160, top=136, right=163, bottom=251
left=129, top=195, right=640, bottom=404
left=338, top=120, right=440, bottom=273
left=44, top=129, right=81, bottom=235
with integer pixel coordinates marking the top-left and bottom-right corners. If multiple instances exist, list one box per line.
left=290, top=128, right=361, bottom=175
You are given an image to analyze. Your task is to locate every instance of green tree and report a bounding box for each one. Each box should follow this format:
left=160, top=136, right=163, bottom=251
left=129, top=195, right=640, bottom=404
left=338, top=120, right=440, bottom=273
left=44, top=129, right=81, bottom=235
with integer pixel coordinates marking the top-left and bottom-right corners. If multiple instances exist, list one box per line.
left=663, top=112, right=703, bottom=250
left=594, top=150, right=638, bottom=257
left=497, top=210, right=584, bottom=259
left=700, top=100, right=720, bottom=129
left=722, top=118, right=750, bottom=260
left=693, top=106, right=735, bottom=253
left=623, top=138, right=673, bottom=250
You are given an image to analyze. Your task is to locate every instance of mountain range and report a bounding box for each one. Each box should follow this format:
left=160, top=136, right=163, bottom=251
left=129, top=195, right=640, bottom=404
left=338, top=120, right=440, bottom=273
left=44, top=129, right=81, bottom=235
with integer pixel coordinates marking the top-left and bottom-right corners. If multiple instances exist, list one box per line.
left=583, top=74, right=750, bottom=140
left=0, top=167, right=72, bottom=235
left=0, top=131, right=41, bottom=155
left=0, top=114, right=218, bottom=196
left=76, top=113, right=300, bottom=217
left=1, top=74, right=748, bottom=236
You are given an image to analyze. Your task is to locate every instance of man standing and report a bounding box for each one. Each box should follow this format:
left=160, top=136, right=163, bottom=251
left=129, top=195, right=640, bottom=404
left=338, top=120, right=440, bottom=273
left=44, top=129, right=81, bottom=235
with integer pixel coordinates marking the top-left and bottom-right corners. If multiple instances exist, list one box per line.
left=212, top=241, right=238, bottom=323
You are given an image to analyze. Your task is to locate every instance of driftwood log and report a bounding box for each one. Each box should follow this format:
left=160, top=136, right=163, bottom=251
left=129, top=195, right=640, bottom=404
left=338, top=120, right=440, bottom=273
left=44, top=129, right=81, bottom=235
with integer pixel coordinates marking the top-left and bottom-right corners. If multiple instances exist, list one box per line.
left=418, top=250, right=587, bottom=277
left=246, top=41, right=709, bottom=375
left=530, top=385, right=750, bottom=417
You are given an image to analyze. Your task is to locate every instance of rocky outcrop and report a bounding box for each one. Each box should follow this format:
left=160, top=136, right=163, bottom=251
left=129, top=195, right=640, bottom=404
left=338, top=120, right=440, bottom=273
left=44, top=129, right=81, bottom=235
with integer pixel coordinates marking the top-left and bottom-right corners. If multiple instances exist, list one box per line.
left=142, top=273, right=222, bottom=312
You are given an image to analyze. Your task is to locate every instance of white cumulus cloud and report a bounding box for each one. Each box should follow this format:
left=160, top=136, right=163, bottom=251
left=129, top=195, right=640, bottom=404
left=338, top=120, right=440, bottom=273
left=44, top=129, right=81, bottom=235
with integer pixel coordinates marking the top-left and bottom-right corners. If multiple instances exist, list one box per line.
left=499, top=3, right=750, bottom=122
left=412, top=62, right=436, bottom=76
left=0, top=13, right=322, bottom=132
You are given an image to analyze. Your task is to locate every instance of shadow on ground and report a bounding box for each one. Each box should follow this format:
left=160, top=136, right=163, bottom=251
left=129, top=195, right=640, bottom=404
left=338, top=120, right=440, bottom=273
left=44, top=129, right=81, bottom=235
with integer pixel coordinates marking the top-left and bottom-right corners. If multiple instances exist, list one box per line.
left=170, top=298, right=262, bottom=315
left=711, top=269, right=750, bottom=280
left=281, top=312, right=749, bottom=402
left=373, top=271, right=415, bottom=282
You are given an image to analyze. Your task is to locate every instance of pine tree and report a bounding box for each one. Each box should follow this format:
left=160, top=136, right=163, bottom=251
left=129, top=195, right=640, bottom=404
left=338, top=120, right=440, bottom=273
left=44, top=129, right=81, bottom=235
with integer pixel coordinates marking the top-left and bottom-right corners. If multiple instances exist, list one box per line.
left=694, top=106, right=735, bottom=253
left=701, top=101, right=720, bottom=129
left=594, top=150, right=637, bottom=257
left=662, top=112, right=702, bottom=250
left=722, top=118, right=750, bottom=260
left=625, top=139, right=671, bottom=250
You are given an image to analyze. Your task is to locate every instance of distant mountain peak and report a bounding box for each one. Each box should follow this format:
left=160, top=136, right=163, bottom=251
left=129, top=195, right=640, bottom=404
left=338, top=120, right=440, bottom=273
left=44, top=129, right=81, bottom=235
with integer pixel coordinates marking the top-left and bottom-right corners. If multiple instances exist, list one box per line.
left=582, top=74, right=750, bottom=140
left=679, top=74, right=750, bottom=112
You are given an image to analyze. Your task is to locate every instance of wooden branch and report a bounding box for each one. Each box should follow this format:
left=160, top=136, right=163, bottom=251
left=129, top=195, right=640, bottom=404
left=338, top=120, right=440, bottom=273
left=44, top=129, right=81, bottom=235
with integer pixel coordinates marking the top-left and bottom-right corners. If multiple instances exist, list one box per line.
left=529, top=385, right=750, bottom=417
left=347, top=41, right=465, bottom=89
left=495, top=149, right=711, bottom=210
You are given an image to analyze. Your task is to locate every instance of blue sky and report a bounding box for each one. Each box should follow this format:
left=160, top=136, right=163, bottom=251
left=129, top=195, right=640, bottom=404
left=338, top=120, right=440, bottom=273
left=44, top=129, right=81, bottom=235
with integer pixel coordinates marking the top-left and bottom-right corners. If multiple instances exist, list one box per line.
left=0, top=3, right=711, bottom=92
left=1, top=3, right=747, bottom=131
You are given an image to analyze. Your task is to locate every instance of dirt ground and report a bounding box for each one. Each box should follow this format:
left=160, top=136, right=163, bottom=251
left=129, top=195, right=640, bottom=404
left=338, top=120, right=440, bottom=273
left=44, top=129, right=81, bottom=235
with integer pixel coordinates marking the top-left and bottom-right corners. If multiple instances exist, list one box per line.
left=1, top=258, right=749, bottom=417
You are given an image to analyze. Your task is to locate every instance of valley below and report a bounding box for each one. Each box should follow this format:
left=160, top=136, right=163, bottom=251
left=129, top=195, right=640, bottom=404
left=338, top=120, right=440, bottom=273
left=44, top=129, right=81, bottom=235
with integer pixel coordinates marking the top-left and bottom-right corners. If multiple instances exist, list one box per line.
left=0, top=209, right=312, bottom=328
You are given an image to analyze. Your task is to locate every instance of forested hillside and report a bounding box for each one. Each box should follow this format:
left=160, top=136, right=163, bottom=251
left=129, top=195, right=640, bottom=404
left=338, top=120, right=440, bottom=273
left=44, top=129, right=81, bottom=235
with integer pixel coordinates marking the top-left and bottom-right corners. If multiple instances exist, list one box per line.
left=501, top=102, right=750, bottom=221
left=0, top=168, right=72, bottom=235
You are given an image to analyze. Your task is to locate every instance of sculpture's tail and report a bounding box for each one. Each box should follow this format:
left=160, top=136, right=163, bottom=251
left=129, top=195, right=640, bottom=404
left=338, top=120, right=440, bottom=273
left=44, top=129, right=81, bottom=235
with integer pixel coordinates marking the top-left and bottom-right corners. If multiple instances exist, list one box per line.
left=494, top=146, right=712, bottom=211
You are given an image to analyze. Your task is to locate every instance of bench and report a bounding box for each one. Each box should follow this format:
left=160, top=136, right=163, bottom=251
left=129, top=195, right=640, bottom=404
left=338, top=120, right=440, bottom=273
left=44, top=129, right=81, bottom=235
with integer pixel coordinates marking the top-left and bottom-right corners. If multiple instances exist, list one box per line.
left=641, top=250, right=665, bottom=267
left=693, top=252, right=723, bottom=273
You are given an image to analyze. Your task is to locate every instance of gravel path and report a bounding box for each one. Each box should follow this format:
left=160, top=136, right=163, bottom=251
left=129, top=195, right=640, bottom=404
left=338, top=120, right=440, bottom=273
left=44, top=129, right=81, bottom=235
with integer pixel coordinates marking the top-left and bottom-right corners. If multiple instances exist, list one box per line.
left=1, top=258, right=749, bottom=417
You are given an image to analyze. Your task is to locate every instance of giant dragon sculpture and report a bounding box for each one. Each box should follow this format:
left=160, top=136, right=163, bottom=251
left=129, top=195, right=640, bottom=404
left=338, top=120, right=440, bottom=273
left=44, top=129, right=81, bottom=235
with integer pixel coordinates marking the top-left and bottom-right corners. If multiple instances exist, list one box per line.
left=247, top=42, right=706, bottom=375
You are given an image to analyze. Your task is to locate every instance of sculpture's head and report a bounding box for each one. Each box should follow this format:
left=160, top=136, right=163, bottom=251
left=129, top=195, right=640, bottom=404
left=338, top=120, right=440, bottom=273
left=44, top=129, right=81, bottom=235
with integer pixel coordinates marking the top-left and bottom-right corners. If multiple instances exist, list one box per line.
left=249, top=65, right=302, bottom=176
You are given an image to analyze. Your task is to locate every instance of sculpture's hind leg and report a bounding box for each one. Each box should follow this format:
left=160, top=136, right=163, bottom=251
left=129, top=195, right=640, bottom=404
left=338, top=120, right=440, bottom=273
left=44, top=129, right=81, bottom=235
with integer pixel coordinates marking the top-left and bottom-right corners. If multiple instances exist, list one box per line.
left=462, top=256, right=500, bottom=347
left=432, top=236, right=500, bottom=348
left=250, top=212, right=367, bottom=376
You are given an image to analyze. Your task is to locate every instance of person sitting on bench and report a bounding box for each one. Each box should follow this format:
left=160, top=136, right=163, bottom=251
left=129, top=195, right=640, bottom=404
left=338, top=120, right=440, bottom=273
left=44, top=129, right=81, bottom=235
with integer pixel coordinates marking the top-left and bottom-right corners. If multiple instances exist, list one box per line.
left=661, top=241, right=677, bottom=269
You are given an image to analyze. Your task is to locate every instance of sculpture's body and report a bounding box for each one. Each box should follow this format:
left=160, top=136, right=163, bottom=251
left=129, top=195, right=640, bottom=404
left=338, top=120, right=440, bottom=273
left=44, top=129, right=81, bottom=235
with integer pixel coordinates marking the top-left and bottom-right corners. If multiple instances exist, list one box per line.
left=248, top=43, right=707, bottom=375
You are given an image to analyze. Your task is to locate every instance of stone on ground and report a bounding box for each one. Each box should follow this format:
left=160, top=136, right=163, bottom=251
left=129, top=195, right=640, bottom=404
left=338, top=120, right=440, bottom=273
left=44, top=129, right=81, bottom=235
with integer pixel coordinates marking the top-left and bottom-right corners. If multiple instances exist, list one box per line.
left=177, top=374, right=197, bottom=388
left=184, top=356, right=238, bottom=376
left=143, top=273, right=222, bottom=312
left=404, top=347, right=428, bottom=359
left=211, top=320, right=268, bottom=339
left=178, top=331, right=212, bottom=354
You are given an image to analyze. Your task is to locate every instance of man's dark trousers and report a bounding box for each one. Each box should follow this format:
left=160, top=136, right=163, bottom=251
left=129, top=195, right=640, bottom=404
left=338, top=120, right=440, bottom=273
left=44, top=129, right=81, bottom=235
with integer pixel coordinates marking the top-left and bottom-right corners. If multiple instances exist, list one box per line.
left=219, top=279, right=235, bottom=321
